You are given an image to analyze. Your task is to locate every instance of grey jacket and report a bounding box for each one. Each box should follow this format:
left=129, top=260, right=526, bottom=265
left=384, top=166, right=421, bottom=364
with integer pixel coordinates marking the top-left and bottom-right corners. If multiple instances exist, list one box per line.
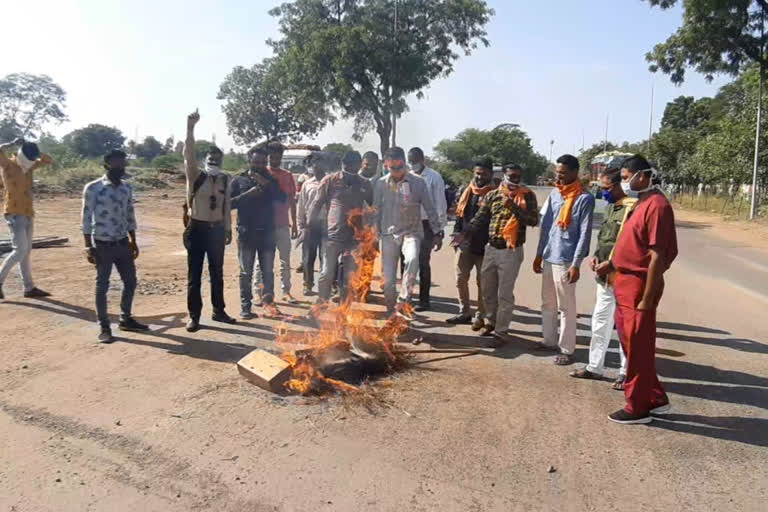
left=374, top=173, right=440, bottom=239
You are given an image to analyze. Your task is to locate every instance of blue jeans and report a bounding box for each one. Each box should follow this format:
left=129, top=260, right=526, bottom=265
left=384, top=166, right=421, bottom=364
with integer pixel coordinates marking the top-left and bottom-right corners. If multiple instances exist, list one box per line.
left=0, top=214, right=35, bottom=291
left=238, top=232, right=275, bottom=310
left=94, top=239, right=137, bottom=329
left=302, top=224, right=325, bottom=288
left=318, top=240, right=357, bottom=302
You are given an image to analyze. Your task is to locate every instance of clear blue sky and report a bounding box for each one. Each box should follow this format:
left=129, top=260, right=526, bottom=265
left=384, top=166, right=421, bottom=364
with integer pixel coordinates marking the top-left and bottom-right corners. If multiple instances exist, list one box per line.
left=3, top=0, right=727, bottom=159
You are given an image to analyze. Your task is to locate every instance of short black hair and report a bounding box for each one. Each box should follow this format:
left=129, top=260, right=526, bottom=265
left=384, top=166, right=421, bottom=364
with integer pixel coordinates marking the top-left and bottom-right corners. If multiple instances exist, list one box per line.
left=408, top=147, right=424, bottom=160
left=384, top=146, right=405, bottom=161
left=621, top=154, right=652, bottom=174
left=556, top=154, right=579, bottom=171
left=104, top=148, right=127, bottom=164
left=601, top=166, right=621, bottom=185
left=21, top=142, right=40, bottom=161
left=362, top=151, right=379, bottom=161
left=207, top=145, right=223, bottom=156
left=503, top=163, right=523, bottom=172
left=267, top=139, right=285, bottom=155
left=343, top=150, right=362, bottom=165
left=474, top=157, right=494, bottom=171
left=247, top=144, right=268, bottom=157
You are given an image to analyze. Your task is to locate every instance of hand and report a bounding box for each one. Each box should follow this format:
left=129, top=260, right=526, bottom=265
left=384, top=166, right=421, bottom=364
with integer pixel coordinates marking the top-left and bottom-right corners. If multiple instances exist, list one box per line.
left=451, top=233, right=464, bottom=248
left=225, top=231, right=232, bottom=245
left=589, top=256, right=598, bottom=272
left=595, top=261, right=612, bottom=278
left=85, top=247, right=97, bottom=265
left=533, top=256, right=543, bottom=274
left=245, top=185, right=263, bottom=197
left=39, top=153, right=54, bottom=166
left=187, top=109, right=200, bottom=128
left=637, top=299, right=652, bottom=311
left=129, top=241, right=140, bottom=260
left=13, top=137, right=25, bottom=146
left=432, top=235, right=442, bottom=252
left=567, top=266, right=580, bottom=284
left=291, top=225, right=299, bottom=240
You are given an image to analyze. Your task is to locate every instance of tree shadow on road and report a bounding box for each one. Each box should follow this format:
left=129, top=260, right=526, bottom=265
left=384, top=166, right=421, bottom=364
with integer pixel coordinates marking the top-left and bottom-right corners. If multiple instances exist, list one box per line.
left=651, top=414, right=768, bottom=448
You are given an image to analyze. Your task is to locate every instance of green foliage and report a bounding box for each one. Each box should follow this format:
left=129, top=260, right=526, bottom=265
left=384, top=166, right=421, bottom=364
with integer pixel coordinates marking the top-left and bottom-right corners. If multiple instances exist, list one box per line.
left=0, top=73, right=68, bottom=138
left=222, top=152, right=247, bottom=172
left=323, top=142, right=355, bottom=154
left=151, top=154, right=184, bottom=170
left=63, top=124, right=125, bottom=158
left=269, top=0, right=493, bottom=155
left=134, top=136, right=164, bottom=162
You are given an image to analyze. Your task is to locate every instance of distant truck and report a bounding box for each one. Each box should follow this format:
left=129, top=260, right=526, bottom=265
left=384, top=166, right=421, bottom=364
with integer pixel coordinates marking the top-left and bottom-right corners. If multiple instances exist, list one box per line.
left=282, top=144, right=342, bottom=176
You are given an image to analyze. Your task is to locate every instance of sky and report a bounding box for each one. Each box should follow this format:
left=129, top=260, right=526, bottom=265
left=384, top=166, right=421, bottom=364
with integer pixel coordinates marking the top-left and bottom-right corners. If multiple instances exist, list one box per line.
left=2, top=0, right=729, bottom=160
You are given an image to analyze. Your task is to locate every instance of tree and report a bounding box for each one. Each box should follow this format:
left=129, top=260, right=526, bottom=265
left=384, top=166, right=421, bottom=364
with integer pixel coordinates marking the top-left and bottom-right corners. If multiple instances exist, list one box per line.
left=0, top=73, right=68, bottom=138
left=163, top=136, right=175, bottom=154
left=63, top=124, right=126, bottom=158
left=218, top=57, right=332, bottom=145
left=270, top=0, right=493, bottom=155
left=174, top=141, right=184, bottom=155
left=134, top=136, right=164, bottom=162
left=323, top=142, right=354, bottom=154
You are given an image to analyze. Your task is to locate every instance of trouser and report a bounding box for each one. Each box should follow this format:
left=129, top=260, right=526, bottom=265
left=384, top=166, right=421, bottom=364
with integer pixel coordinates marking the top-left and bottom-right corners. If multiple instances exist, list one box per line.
left=381, top=234, right=420, bottom=310
left=94, top=238, right=137, bottom=329
left=256, top=225, right=291, bottom=296
left=184, top=220, right=226, bottom=320
left=454, top=249, right=485, bottom=318
left=614, top=272, right=668, bottom=416
left=238, top=232, right=276, bottom=310
left=318, top=240, right=357, bottom=301
left=0, top=214, right=35, bottom=291
left=302, top=224, right=325, bottom=288
left=418, top=220, right=434, bottom=304
left=586, top=281, right=627, bottom=376
left=481, top=245, right=524, bottom=330
left=541, top=261, right=578, bottom=355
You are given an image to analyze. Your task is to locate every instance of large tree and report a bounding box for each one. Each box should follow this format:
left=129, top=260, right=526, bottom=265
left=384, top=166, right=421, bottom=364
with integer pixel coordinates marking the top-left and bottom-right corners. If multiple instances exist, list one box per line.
left=269, top=0, right=493, bottom=155
left=0, top=73, right=68, bottom=138
left=218, top=57, right=332, bottom=145
left=63, top=124, right=126, bottom=158
left=134, top=136, right=164, bottom=162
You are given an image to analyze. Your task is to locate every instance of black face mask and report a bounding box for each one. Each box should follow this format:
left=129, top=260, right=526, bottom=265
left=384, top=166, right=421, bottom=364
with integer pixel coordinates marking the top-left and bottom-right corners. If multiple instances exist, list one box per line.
left=107, top=167, right=125, bottom=183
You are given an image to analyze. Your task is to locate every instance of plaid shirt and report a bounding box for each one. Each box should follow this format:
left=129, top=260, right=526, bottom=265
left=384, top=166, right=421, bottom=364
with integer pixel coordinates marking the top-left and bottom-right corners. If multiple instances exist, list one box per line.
left=469, top=188, right=539, bottom=248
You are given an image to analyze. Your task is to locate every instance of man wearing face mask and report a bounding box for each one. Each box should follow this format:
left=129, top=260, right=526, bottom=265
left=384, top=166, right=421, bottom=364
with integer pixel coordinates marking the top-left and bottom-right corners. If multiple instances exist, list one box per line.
left=311, top=151, right=373, bottom=305
left=374, top=147, right=442, bottom=319
left=407, top=147, right=447, bottom=312
left=447, top=157, right=496, bottom=328
left=468, top=163, right=539, bottom=341
left=534, top=154, right=595, bottom=365
left=183, top=110, right=235, bottom=332
left=360, top=151, right=381, bottom=187
left=230, top=144, right=287, bottom=319
left=600, top=155, right=677, bottom=425
left=570, top=167, right=633, bottom=387
left=297, top=156, right=327, bottom=296
left=0, top=138, right=54, bottom=300
left=82, top=149, right=149, bottom=343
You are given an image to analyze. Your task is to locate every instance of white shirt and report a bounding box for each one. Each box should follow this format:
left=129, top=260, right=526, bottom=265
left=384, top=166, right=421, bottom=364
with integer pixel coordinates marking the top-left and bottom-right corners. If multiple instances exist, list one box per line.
left=415, top=167, right=447, bottom=230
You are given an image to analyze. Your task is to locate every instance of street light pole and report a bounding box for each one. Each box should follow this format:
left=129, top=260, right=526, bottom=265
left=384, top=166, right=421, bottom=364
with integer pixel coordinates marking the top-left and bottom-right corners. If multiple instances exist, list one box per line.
left=549, top=140, right=554, bottom=163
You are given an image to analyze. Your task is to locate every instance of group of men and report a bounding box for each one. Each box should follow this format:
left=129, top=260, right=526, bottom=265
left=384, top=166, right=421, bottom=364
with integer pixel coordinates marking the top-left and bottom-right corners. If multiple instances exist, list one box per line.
left=0, top=109, right=677, bottom=425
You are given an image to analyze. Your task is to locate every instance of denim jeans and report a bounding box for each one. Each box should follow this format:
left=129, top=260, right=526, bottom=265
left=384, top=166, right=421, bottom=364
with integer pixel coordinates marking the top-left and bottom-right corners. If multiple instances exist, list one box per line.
left=255, top=225, right=291, bottom=295
left=318, top=240, right=357, bottom=301
left=94, top=239, right=137, bottom=329
left=302, top=224, right=325, bottom=288
left=0, top=214, right=35, bottom=291
left=238, top=231, right=276, bottom=310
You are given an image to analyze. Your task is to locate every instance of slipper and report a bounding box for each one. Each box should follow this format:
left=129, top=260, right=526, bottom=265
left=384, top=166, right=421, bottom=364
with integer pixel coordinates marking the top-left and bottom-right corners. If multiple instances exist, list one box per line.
left=612, top=375, right=626, bottom=391
left=569, top=368, right=601, bottom=380
left=554, top=354, right=573, bottom=366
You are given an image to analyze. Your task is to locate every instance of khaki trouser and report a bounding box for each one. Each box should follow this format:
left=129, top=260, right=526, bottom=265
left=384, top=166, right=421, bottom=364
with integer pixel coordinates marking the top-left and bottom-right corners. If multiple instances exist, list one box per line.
left=481, top=245, right=524, bottom=330
left=541, top=261, right=578, bottom=355
left=454, top=249, right=485, bottom=318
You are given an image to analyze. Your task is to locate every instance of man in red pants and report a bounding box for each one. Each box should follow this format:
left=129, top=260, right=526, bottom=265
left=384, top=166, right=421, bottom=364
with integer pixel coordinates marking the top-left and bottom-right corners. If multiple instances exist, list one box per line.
left=601, top=154, right=678, bottom=425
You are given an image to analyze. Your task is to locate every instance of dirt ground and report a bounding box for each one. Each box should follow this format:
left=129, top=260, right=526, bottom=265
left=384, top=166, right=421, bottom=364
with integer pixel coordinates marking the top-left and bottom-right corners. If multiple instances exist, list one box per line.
left=1, top=186, right=767, bottom=512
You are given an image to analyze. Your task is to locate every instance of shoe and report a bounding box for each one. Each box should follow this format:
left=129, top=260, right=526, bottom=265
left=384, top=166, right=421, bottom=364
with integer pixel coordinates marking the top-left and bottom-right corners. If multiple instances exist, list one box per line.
left=98, top=328, right=114, bottom=344
left=396, top=304, right=414, bottom=321
left=23, top=287, right=51, bottom=298
left=212, top=312, right=237, bottom=324
left=479, top=324, right=495, bottom=336
left=0, top=285, right=4, bottom=300
left=303, top=285, right=314, bottom=297
left=283, top=294, right=299, bottom=305
left=186, top=318, right=201, bottom=332
left=296, top=264, right=304, bottom=274
left=608, top=409, right=652, bottom=425
left=650, top=402, right=672, bottom=415
left=118, top=317, right=149, bottom=332
left=446, top=314, right=472, bottom=325
left=471, top=317, right=485, bottom=331
left=239, top=310, right=255, bottom=320
left=414, top=302, right=430, bottom=313
left=535, top=343, right=559, bottom=352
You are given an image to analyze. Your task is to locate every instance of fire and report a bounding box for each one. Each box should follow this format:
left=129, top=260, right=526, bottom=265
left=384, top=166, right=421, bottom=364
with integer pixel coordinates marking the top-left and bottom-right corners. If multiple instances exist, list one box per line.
left=275, top=206, right=410, bottom=395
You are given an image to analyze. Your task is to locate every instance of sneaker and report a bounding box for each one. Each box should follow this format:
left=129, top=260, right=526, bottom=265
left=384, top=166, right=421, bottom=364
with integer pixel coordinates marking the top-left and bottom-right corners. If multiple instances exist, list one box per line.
left=23, top=287, right=51, bottom=298
left=186, top=318, right=201, bottom=332
left=479, top=324, right=495, bottom=336
left=446, top=314, right=472, bottom=325
left=212, top=312, right=237, bottom=324
left=471, top=317, right=485, bottom=331
left=118, top=317, right=149, bottom=332
left=303, top=285, right=314, bottom=297
left=608, top=409, right=652, bottom=425
left=239, top=309, right=255, bottom=320
left=283, top=294, right=299, bottom=305
left=98, top=328, right=114, bottom=344
left=650, top=402, right=672, bottom=415
left=414, top=302, right=430, bottom=313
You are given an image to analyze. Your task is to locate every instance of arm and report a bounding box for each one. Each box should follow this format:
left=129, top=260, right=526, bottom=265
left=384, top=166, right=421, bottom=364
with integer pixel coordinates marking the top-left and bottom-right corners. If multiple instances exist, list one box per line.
left=639, top=248, right=665, bottom=310
left=420, top=180, right=441, bottom=235
left=288, top=173, right=298, bottom=237
left=0, top=137, right=23, bottom=167
left=373, top=180, right=383, bottom=235
left=571, top=195, right=595, bottom=268
left=184, top=111, right=200, bottom=183
left=431, top=171, right=448, bottom=230
left=223, top=177, right=232, bottom=236
left=230, top=178, right=242, bottom=209
left=468, top=193, right=492, bottom=234
left=82, top=184, right=96, bottom=261
left=536, top=194, right=553, bottom=258
left=520, top=190, right=539, bottom=227
left=308, top=178, right=329, bottom=223
left=297, top=187, right=308, bottom=231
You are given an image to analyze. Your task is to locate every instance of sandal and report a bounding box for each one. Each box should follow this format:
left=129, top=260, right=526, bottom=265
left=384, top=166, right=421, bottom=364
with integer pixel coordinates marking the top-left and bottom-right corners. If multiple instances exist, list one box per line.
left=612, top=375, right=626, bottom=391
left=569, top=368, right=601, bottom=380
left=554, top=354, right=573, bottom=366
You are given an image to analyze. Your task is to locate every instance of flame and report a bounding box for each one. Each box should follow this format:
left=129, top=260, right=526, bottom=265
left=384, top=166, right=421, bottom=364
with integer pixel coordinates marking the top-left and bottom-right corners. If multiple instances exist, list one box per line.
left=276, top=206, right=409, bottom=395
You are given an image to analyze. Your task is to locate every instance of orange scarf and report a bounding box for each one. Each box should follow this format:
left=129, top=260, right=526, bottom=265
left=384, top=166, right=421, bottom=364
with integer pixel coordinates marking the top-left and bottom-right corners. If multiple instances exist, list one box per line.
left=456, top=181, right=496, bottom=217
left=500, top=184, right=531, bottom=249
left=555, top=180, right=584, bottom=229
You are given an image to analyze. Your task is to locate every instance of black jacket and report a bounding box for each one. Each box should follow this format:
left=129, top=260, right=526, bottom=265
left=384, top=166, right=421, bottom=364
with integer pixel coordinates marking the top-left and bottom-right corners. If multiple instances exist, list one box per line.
left=453, top=193, right=488, bottom=255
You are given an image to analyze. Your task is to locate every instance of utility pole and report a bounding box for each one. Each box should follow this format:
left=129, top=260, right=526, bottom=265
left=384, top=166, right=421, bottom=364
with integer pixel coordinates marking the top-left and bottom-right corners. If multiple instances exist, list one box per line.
left=751, top=9, right=765, bottom=220
left=648, top=82, right=654, bottom=155
left=549, top=140, right=554, bottom=163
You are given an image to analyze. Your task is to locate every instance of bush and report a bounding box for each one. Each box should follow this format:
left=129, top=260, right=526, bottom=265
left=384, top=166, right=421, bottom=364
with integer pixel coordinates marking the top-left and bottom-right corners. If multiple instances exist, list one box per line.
left=151, top=154, right=183, bottom=170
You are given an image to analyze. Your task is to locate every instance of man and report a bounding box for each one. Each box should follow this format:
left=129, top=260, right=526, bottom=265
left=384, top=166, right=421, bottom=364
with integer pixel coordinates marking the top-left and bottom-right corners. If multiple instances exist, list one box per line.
left=534, top=154, right=595, bottom=365
left=374, top=147, right=441, bottom=319
left=570, top=167, right=633, bottom=387
left=183, top=110, right=235, bottom=332
left=360, top=151, right=381, bottom=187
left=255, top=141, right=299, bottom=304
left=294, top=164, right=311, bottom=274
left=82, top=149, right=149, bottom=343
left=230, top=144, right=286, bottom=319
left=407, top=147, right=447, bottom=312
left=297, top=156, right=327, bottom=296
left=0, top=138, right=54, bottom=300
left=469, top=163, right=539, bottom=340
left=447, top=158, right=496, bottom=328
left=311, top=151, right=373, bottom=304
left=603, top=155, right=677, bottom=425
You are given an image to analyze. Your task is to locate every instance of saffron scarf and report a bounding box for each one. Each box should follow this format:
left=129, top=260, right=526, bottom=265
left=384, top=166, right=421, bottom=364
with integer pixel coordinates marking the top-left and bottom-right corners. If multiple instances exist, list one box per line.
left=456, top=181, right=496, bottom=217
left=500, top=184, right=531, bottom=249
left=555, top=180, right=584, bottom=229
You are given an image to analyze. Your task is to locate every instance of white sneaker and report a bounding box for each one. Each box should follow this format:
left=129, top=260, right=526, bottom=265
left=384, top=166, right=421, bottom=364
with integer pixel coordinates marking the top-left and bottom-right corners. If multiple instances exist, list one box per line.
left=650, top=403, right=672, bottom=415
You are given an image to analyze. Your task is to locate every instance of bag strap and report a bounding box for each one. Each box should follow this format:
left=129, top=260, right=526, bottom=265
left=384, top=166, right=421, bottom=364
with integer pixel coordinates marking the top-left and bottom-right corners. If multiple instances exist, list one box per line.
left=221, top=174, right=229, bottom=217
left=189, top=172, right=208, bottom=205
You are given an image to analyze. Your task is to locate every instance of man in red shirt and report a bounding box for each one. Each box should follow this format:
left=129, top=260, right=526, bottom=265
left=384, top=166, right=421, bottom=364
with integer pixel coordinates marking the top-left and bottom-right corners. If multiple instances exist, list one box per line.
left=601, top=155, right=678, bottom=425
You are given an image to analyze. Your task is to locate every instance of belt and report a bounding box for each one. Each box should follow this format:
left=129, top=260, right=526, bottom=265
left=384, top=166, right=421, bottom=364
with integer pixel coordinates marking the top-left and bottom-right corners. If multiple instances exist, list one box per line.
left=94, top=237, right=128, bottom=247
left=488, top=239, right=508, bottom=250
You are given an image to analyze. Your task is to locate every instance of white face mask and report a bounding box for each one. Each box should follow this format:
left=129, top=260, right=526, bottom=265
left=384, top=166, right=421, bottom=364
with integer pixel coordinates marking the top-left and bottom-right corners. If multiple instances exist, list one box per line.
left=205, top=162, right=221, bottom=176
left=17, top=148, right=35, bottom=172
left=409, top=163, right=424, bottom=173
left=621, top=168, right=658, bottom=198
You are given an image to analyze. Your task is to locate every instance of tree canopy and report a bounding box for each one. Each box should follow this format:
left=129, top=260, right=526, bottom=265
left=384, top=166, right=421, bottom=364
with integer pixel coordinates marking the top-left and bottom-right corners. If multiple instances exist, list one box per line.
left=63, top=124, right=126, bottom=158
left=134, top=136, right=164, bottom=162
left=323, top=142, right=355, bottom=154
left=0, top=73, right=68, bottom=139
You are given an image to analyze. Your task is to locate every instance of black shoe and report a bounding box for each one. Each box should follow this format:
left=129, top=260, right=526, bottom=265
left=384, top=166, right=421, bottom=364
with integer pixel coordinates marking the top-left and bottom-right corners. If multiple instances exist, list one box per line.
left=212, top=312, right=237, bottom=324
left=119, top=317, right=149, bottom=332
left=0, top=285, right=4, bottom=300
left=239, top=309, right=255, bottom=320
left=186, top=318, right=201, bottom=332
left=471, top=317, right=485, bottom=331
left=414, top=302, right=430, bottom=313
left=608, top=409, right=652, bottom=425
left=446, top=314, right=472, bottom=325
left=24, top=287, right=51, bottom=298
left=479, top=324, right=495, bottom=336
left=98, top=328, right=114, bottom=344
